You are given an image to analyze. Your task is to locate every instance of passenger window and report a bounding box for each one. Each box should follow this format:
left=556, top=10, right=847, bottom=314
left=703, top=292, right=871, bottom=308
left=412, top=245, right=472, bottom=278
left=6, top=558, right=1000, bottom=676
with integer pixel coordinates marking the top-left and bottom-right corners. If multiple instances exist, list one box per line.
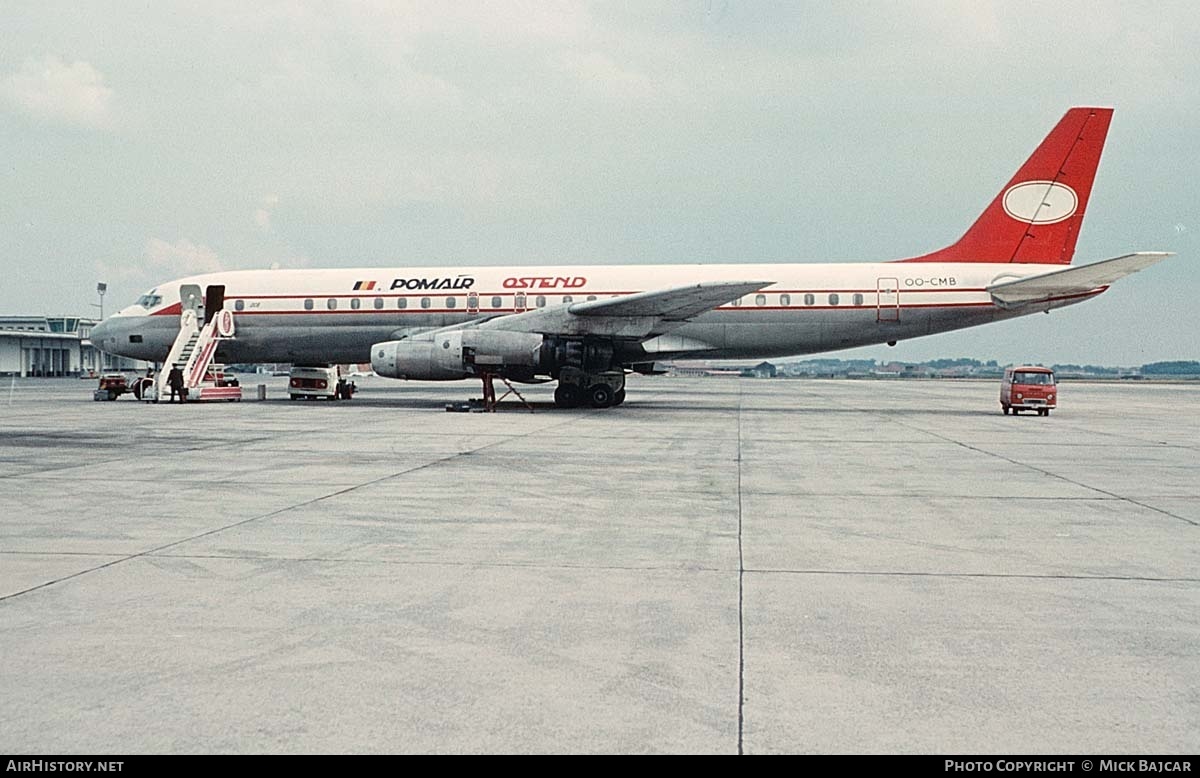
left=536, top=296, right=546, bottom=308
left=852, top=293, right=864, bottom=306
left=421, top=297, right=431, bottom=309
left=587, top=295, right=597, bottom=301
left=755, top=294, right=766, bottom=306
left=373, top=297, right=384, bottom=309
left=327, top=298, right=337, bottom=310
left=491, top=296, right=502, bottom=308
left=234, top=299, right=245, bottom=311
left=446, top=296, right=456, bottom=308
left=304, top=298, right=314, bottom=310
left=780, top=294, right=790, bottom=306
left=398, top=297, right=407, bottom=309
left=804, top=293, right=814, bottom=306
left=828, top=293, right=839, bottom=305
left=350, top=298, right=361, bottom=310
left=562, top=295, right=573, bottom=304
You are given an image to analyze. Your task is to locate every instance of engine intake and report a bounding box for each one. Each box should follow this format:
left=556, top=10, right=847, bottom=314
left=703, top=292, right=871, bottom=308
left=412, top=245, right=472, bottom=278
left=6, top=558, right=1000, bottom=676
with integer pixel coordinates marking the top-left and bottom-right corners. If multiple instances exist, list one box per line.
left=372, top=330, right=545, bottom=380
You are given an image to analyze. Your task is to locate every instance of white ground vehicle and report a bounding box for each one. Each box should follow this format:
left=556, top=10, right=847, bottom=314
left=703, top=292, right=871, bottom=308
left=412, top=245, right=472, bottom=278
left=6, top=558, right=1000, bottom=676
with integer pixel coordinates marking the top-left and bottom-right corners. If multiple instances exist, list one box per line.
left=288, top=365, right=351, bottom=401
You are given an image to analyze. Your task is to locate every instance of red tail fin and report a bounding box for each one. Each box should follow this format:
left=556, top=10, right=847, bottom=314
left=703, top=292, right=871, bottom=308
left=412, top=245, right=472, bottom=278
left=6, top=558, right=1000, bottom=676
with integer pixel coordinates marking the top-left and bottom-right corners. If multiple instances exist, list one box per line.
left=902, top=107, right=1113, bottom=265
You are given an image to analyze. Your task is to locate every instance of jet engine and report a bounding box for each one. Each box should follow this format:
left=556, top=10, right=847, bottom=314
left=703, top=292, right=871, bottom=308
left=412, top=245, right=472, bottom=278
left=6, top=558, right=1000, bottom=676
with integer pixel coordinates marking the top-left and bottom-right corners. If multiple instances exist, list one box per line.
left=371, top=330, right=545, bottom=380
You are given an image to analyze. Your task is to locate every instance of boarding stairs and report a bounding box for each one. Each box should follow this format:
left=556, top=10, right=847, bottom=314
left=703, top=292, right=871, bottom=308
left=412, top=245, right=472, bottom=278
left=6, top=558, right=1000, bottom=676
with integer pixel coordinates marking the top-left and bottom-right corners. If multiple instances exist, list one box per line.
left=154, top=308, right=236, bottom=401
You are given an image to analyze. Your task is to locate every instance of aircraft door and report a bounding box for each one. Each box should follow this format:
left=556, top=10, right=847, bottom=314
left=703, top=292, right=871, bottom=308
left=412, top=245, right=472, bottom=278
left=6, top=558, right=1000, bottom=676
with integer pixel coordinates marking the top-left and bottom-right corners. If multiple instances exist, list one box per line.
left=877, top=277, right=900, bottom=322
left=179, top=284, right=203, bottom=327
left=204, top=285, right=226, bottom=324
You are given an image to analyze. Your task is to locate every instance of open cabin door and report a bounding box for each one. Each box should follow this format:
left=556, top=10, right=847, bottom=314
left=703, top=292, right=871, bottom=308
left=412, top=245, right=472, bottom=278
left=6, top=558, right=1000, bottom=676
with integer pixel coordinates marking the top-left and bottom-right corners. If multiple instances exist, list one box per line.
left=179, top=284, right=203, bottom=322
left=204, top=285, right=226, bottom=324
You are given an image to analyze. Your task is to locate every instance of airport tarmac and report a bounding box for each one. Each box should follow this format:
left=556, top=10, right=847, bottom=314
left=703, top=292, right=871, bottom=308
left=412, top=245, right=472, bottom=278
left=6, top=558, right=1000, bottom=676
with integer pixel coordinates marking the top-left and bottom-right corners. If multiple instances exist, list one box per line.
left=0, top=375, right=1197, bottom=754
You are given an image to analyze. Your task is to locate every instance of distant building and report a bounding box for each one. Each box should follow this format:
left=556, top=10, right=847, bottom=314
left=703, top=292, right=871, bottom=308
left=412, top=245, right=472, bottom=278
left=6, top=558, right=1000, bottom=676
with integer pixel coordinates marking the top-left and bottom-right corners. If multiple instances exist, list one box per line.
left=740, top=361, right=777, bottom=378
left=668, top=361, right=743, bottom=377
left=0, top=316, right=146, bottom=377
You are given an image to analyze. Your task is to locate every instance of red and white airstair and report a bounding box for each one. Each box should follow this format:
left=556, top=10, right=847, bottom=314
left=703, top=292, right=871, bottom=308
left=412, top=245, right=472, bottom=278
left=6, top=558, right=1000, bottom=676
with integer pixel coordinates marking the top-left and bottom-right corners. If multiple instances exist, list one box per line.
left=154, top=308, right=239, bottom=402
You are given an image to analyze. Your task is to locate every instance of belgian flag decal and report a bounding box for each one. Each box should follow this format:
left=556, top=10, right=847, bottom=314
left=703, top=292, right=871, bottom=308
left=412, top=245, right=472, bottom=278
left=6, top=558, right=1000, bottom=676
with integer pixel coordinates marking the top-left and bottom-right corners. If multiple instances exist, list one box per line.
left=353, top=281, right=377, bottom=291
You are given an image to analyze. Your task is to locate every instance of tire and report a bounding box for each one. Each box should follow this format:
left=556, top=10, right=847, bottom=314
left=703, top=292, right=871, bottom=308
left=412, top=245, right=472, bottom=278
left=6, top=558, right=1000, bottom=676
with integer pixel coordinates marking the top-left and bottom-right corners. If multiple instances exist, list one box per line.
left=554, top=384, right=580, bottom=408
left=587, top=383, right=614, bottom=408
left=1002, top=406, right=1009, bottom=415
left=612, top=388, right=626, bottom=406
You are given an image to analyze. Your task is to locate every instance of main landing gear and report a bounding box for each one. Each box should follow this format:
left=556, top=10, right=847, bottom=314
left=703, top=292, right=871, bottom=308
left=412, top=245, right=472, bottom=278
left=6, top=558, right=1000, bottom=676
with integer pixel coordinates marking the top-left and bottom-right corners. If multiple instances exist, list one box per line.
left=553, top=367, right=626, bottom=409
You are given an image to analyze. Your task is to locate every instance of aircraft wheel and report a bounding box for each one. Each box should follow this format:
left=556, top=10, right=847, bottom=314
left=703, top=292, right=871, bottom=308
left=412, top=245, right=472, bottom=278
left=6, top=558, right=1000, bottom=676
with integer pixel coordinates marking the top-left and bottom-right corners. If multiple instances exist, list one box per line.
left=1002, top=406, right=1009, bottom=415
left=612, top=389, right=626, bottom=406
left=554, top=384, right=580, bottom=408
left=587, top=383, right=614, bottom=408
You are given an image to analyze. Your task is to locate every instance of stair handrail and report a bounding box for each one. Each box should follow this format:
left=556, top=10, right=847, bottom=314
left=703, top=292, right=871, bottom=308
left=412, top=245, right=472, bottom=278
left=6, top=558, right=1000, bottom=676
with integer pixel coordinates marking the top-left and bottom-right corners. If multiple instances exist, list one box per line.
left=183, top=317, right=223, bottom=389
left=156, top=309, right=201, bottom=398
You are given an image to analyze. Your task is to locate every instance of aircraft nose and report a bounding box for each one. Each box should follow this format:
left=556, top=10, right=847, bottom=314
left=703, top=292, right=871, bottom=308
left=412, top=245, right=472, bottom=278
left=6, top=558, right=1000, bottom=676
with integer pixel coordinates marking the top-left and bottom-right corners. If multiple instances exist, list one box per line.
left=89, top=317, right=127, bottom=354
left=90, top=319, right=111, bottom=344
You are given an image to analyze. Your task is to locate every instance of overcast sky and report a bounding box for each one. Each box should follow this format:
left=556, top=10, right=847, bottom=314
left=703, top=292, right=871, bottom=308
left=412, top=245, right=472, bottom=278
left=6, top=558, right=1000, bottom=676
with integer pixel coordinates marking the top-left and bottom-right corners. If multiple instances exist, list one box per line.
left=2, top=1, right=1196, bottom=365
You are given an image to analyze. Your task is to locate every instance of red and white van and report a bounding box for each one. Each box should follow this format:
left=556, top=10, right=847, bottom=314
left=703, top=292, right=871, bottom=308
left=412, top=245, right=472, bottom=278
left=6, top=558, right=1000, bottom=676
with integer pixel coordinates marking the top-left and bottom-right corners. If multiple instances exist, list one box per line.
left=1001, top=366, right=1057, bottom=416
left=288, top=365, right=355, bottom=401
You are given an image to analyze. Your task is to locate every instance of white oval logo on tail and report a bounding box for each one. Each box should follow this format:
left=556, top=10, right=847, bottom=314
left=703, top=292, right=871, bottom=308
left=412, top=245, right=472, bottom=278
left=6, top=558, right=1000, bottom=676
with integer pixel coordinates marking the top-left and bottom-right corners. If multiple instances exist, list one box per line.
left=1002, top=181, right=1078, bottom=224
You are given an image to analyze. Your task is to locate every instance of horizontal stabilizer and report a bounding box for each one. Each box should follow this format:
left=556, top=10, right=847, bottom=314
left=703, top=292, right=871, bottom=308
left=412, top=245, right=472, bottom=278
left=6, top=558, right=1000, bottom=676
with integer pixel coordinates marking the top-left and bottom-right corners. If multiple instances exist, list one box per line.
left=988, top=252, right=1173, bottom=308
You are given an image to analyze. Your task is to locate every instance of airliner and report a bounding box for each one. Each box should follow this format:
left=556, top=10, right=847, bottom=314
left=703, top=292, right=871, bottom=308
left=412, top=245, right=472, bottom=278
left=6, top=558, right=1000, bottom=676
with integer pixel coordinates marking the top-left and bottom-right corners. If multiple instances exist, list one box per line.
left=91, top=107, right=1171, bottom=408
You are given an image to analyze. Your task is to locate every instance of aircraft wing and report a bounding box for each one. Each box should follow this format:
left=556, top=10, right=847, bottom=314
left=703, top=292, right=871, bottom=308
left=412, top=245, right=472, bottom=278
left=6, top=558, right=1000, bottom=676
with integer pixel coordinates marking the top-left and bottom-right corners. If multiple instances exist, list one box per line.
left=988, top=252, right=1173, bottom=309
left=567, top=280, right=772, bottom=321
left=412, top=279, right=771, bottom=341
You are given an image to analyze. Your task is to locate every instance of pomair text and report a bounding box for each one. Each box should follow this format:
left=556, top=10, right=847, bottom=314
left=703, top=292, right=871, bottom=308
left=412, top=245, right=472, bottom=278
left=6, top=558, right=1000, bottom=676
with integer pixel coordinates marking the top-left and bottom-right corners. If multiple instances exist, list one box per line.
left=389, top=276, right=475, bottom=291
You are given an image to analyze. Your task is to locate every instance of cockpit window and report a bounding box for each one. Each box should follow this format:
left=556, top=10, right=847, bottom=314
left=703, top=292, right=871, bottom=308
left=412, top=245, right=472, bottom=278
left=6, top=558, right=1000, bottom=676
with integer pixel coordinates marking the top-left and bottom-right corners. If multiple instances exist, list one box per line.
left=135, top=291, right=163, bottom=308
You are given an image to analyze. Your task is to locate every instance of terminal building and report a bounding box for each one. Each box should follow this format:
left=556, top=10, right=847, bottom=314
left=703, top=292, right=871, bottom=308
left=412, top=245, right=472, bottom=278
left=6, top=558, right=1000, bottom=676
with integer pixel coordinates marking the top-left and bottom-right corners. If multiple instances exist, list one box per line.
left=0, top=316, right=145, bottom=377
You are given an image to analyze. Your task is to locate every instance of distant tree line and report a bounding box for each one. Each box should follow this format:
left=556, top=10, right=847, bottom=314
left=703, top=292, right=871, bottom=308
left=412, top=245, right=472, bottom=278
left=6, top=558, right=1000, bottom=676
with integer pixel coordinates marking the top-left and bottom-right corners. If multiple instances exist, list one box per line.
left=1140, top=361, right=1200, bottom=375
left=1052, top=363, right=1122, bottom=375
left=926, top=358, right=999, bottom=369
left=774, top=357, right=1200, bottom=376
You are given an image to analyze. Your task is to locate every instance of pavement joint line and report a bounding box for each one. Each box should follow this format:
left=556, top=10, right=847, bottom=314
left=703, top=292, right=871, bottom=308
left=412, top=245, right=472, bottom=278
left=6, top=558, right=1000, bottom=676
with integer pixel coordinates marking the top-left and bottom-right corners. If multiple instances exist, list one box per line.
left=799, top=382, right=1199, bottom=451
left=13, top=477, right=1196, bottom=502
left=806, top=391, right=1200, bottom=530
left=0, top=415, right=579, bottom=605
left=3, top=549, right=1195, bottom=584
left=736, top=380, right=746, bottom=756
left=740, top=492, right=1157, bottom=500
left=912, top=429, right=1200, bottom=528
left=742, top=568, right=1200, bottom=583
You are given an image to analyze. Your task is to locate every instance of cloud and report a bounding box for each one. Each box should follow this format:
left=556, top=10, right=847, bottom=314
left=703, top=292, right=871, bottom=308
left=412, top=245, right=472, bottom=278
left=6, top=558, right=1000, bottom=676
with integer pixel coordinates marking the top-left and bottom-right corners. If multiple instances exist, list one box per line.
left=1, top=55, right=114, bottom=128
left=254, top=194, right=280, bottom=231
left=144, top=238, right=225, bottom=275
left=549, top=50, right=655, bottom=100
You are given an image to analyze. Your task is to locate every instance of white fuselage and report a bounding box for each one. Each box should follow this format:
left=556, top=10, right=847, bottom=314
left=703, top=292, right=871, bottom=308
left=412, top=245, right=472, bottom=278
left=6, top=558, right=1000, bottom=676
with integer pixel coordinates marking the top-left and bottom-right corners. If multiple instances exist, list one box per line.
left=92, top=261, right=1099, bottom=367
